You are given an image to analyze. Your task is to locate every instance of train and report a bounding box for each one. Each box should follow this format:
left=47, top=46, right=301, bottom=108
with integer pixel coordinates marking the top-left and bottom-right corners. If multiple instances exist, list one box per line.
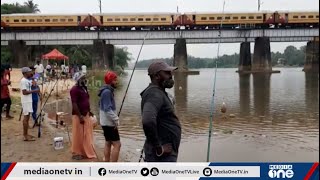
left=1, top=11, right=319, bottom=31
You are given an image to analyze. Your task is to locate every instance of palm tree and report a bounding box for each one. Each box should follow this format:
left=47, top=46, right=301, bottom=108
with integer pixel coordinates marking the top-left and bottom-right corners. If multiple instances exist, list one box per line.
left=24, top=0, right=40, bottom=13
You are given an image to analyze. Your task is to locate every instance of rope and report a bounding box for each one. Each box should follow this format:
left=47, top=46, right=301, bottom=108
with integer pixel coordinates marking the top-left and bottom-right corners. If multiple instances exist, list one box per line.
left=206, top=0, right=226, bottom=162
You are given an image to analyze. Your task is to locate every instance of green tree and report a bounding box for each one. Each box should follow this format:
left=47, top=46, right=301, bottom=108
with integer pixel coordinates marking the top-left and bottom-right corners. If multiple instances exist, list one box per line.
left=24, top=0, right=40, bottom=13
left=114, top=47, right=132, bottom=68
left=1, top=2, right=36, bottom=14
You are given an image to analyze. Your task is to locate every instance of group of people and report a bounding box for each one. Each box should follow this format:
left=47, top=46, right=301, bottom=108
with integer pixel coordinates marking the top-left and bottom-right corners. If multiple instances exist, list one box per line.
left=34, top=60, right=88, bottom=82
left=18, top=60, right=181, bottom=162
left=68, top=61, right=181, bottom=162
left=19, top=67, right=41, bottom=141
left=1, top=64, right=39, bottom=124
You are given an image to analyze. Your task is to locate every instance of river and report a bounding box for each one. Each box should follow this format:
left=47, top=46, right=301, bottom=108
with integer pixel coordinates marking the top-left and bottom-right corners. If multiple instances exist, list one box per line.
left=46, top=68, right=319, bottom=162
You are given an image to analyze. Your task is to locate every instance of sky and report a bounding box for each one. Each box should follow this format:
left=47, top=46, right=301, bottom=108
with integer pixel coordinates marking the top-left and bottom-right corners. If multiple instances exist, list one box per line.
left=2, top=0, right=319, bottom=60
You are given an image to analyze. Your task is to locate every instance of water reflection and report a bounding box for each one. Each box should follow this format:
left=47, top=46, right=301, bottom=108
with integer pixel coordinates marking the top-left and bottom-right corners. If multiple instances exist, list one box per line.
left=305, top=73, right=319, bottom=113
left=239, top=74, right=251, bottom=117
left=253, top=74, right=271, bottom=116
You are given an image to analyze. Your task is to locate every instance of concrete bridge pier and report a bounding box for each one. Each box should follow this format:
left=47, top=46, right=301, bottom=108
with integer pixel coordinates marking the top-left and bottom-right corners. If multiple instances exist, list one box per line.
left=174, top=38, right=188, bottom=72
left=93, top=40, right=115, bottom=70
left=252, top=37, right=273, bottom=72
left=93, top=40, right=105, bottom=70
left=303, top=40, right=319, bottom=73
left=105, top=44, right=116, bottom=70
left=238, top=42, right=252, bottom=73
left=8, top=40, right=29, bottom=67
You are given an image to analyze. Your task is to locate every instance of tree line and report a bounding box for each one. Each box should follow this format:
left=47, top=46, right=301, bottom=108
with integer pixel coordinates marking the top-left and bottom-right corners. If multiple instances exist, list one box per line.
left=136, top=45, right=307, bottom=69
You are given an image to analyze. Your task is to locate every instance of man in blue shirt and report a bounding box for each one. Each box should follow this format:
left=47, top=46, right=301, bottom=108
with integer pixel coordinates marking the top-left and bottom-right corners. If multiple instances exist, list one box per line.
left=29, top=67, right=40, bottom=124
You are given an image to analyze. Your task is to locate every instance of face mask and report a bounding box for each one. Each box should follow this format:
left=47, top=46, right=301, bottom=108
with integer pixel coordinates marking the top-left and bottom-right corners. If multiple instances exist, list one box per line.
left=80, top=79, right=87, bottom=86
left=162, top=79, right=174, bottom=89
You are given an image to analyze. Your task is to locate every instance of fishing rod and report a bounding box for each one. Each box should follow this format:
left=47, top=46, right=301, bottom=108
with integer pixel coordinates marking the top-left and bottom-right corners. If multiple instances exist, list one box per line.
left=112, top=25, right=153, bottom=163
left=206, top=0, right=226, bottom=162
left=117, top=31, right=150, bottom=117
left=32, top=74, right=61, bottom=138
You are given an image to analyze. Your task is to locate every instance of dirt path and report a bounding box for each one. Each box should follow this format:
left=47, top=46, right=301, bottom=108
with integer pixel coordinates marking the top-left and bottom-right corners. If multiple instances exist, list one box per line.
left=1, top=69, right=104, bottom=162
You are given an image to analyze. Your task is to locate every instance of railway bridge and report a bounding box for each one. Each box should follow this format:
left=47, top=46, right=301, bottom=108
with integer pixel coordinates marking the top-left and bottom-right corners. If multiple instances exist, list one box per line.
left=1, top=28, right=319, bottom=72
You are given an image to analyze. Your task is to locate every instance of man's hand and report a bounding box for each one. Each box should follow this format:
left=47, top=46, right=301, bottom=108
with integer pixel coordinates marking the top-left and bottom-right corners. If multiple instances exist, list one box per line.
left=114, top=120, right=119, bottom=129
left=156, top=143, right=173, bottom=156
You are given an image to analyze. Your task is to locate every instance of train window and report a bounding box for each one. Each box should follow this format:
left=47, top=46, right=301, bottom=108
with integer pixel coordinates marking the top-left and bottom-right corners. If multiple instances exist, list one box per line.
left=122, top=18, right=128, bottom=21
left=153, top=18, right=159, bottom=21
left=146, top=18, right=151, bottom=21
left=217, top=17, right=222, bottom=20
left=68, top=19, right=73, bottom=22
left=209, top=17, right=215, bottom=20
left=60, top=19, right=66, bottom=22
left=161, top=18, right=166, bottom=21
left=45, top=19, right=50, bottom=22
left=130, top=18, right=136, bottom=21
left=53, top=19, right=58, bottom=22
left=115, top=18, right=121, bottom=21
left=225, top=16, right=230, bottom=20
left=37, top=19, right=42, bottom=22
left=14, top=19, right=19, bottom=22
left=301, top=16, right=306, bottom=18
left=21, top=19, right=27, bottom=22
left=241, top=16, right=246, bottom=19
left=249, top=16, right=254, bottom=19
left=29, top=19, right=35, bottom=22
left=107, top=18, right=113, bottom=21
left=201, top=17, right=207, bottom=20
left=233, top=17, right=239, bottom=20
left=138, top=18, right=144, bottom=21
left=256, top=16, right=262, bottom=19
left=308, top=15, right=314, bottom=18
left=293, top=16, right=298, bottom=18
left=316, top=15, right=319, bottom=18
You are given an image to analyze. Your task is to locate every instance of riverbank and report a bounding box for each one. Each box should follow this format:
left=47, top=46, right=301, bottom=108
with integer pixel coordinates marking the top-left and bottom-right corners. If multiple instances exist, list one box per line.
left=1, top=69, right=103, bottom=162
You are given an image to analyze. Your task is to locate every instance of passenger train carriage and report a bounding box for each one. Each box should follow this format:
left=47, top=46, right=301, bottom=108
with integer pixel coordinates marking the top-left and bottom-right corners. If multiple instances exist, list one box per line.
left=1, top=11, right=319, bottom=31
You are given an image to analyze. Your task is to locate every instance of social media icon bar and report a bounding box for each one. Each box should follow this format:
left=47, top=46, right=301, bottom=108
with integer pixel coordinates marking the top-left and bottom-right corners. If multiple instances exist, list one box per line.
left=203, top=167, right=212, bottom=176
left=98, top=168, right=107, bottom=176
left=141, top=167, right=149, bottom=176
left=150, top=167, right=159, bottom=176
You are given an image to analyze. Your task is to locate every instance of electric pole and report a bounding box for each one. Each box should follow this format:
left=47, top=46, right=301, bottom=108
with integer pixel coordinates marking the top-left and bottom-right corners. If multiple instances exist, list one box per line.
left=98, top=0, right=102, bottom=13
left=258, top=0, right=263, bottom=11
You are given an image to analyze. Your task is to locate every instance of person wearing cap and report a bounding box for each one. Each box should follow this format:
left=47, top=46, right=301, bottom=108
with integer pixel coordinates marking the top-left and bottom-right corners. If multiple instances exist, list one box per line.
left=98, top=71, right=121, bottom=162
left=20, top=67, right=40, bottom=141
left=140, top=61, right=181, bottom=162
left=70, top=72, right=97, bottom=160
left=1, top=68, right=14, bottom=120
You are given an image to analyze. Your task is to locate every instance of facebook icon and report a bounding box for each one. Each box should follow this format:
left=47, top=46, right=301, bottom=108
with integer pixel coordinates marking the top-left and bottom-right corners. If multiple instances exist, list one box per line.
left=98, top=168, right=107, bottom=176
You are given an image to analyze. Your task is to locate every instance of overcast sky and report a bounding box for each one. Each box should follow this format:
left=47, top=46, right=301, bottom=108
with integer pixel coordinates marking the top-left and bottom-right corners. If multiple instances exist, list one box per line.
left=2, top=0, right=319, bottom=60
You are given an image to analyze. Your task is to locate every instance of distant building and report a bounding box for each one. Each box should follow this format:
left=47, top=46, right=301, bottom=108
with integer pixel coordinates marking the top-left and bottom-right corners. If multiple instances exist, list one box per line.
left=277, top=58, right=286, bottom=66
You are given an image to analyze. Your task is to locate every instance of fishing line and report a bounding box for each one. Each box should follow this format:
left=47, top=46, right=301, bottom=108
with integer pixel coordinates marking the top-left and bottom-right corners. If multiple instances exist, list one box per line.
left=206, top=0, right=226, bottom=162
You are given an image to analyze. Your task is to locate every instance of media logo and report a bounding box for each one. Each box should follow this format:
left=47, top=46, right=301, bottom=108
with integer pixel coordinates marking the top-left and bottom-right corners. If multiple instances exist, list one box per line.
left=141, top=167, right=149, bottom=176
left=268, top=165, right=294, bottom=178
left=150, top=167, right=159, bottom=176
left=98, top=168, right=107, bottom=176
left=203, top=167, right=212, bottom=176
